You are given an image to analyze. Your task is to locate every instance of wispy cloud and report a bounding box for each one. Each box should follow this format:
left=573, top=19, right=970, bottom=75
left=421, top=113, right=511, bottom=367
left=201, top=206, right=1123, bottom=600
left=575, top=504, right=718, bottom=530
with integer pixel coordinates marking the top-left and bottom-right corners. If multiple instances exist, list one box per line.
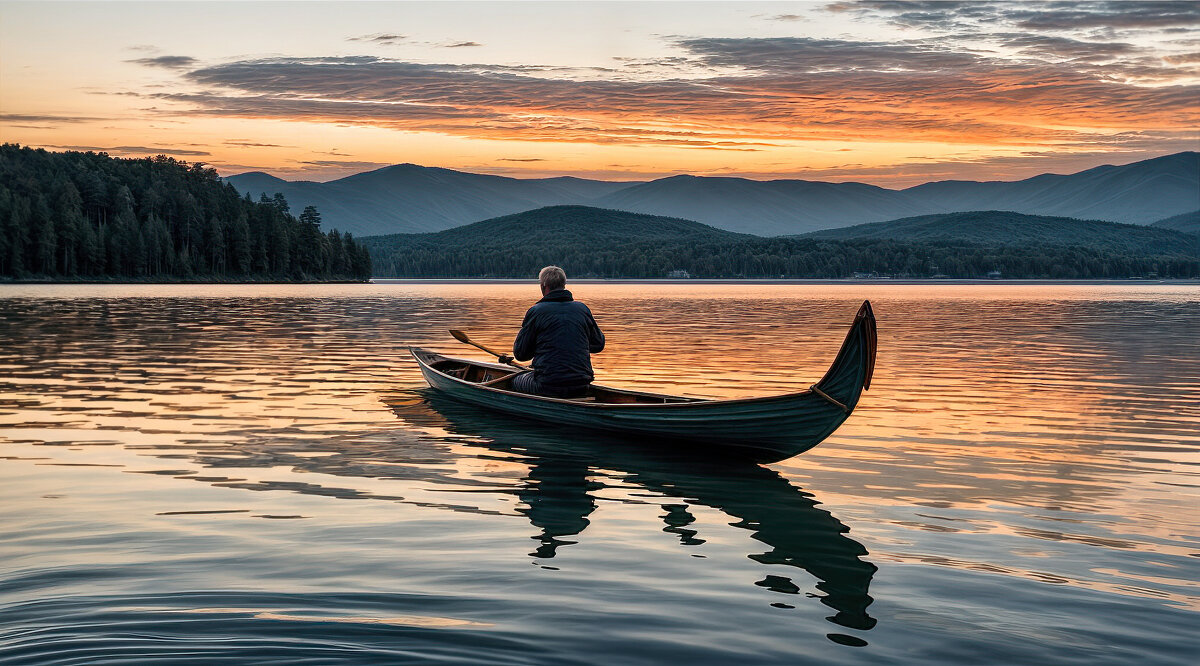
left=441, top=41, right=481, bottom=48
left=126, top=55, right=198, bottom=69
left=347, top=33, right=406, bottom=44
left=296, top=159, right=390, bottom=169
left=0, top=113, right=107, bottom=123
left=223, top=139, right=288, bottom=147
left=40, top=144, right=212, bottom=156
left=1011, top=2, right=1200, bottom=30
left=995, top=33, right=1139, bottom=61
left=1164, top=51, right=1200, bottom=63
left=829, top=1, right=1200, bottom=32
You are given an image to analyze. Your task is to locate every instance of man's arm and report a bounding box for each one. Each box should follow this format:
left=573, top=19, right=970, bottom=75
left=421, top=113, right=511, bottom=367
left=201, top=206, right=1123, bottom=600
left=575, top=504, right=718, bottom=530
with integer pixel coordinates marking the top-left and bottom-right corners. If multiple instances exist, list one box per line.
left=513, top=309, right=537, bottom=361
left=585, top=306, right=605, bottom=354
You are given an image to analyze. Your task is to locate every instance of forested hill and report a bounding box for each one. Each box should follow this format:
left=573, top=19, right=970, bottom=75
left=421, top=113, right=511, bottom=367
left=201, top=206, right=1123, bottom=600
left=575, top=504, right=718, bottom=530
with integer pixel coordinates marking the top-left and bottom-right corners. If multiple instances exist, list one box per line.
left=0, top=144, right=371, bottom=281
left=1151, top=210, right=1200, bottom=235
left=370, top=205, right=750, bottom=246
left=362, top=205, right=1200, bottom=279
left=800, top=211, right=1197, bottom=255
left=361, top=205, right=748, bottom=277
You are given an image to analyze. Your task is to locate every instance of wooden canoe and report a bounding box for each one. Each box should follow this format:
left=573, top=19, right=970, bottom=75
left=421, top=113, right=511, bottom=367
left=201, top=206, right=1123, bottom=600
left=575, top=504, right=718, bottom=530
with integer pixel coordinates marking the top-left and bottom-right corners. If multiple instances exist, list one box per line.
left=409, top=299, right=877, bottom=459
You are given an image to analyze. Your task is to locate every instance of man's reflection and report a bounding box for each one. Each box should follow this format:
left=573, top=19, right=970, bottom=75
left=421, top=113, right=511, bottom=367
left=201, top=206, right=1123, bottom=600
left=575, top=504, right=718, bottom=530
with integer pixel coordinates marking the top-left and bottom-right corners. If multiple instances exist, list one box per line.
left=516, top=457, right=598, bottom=558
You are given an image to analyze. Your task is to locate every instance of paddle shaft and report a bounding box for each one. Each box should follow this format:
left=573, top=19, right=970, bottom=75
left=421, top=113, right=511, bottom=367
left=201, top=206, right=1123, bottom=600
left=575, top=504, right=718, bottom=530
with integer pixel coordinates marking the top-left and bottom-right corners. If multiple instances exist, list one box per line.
left=449, top=330, right=529, bottom=370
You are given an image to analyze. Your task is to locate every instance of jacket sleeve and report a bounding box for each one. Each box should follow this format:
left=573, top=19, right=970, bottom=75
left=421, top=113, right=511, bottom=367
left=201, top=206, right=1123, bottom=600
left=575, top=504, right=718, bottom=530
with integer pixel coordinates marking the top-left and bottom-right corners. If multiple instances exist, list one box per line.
left=585, top=306, right=605, bottom=354
left=513, top=308, right=537, bottom=361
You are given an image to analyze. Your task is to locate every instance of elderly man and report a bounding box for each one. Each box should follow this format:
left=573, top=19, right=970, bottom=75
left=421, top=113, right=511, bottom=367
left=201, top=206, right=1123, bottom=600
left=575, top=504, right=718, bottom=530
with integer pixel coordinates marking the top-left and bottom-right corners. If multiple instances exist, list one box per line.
left=506, top=266, right=605, bottom=398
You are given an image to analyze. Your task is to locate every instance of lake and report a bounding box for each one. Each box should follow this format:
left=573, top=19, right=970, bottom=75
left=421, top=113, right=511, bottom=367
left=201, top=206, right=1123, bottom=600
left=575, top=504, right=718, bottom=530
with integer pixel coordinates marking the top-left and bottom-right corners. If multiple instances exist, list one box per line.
left=0, top=283, right=1197, bottom=664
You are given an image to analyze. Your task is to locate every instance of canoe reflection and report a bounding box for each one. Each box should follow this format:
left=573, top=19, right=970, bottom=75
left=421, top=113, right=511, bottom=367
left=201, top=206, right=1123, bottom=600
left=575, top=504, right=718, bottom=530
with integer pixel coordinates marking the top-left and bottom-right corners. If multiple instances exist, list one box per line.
left=392, top=392, right=878, bottom=632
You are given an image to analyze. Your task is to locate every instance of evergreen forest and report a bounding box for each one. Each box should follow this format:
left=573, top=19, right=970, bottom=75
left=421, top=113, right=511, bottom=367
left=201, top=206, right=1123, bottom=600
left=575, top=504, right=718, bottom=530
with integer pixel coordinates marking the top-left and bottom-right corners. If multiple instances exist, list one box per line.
left=0, top=144, right=371, bottom=281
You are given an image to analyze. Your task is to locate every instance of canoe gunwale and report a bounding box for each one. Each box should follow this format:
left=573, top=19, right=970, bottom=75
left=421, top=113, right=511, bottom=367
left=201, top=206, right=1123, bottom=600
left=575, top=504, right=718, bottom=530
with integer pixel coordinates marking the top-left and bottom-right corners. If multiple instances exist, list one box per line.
left=411, top=348, right=803, bottom=408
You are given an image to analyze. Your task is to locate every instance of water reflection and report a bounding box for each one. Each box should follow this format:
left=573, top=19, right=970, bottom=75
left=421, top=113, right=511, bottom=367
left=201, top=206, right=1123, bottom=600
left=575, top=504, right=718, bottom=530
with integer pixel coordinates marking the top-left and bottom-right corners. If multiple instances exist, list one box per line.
left=517, top=456, right=598, bottom=560
left=2, top=284, right=1198, bottom=664
left=391, top=393, right=878, bottom=632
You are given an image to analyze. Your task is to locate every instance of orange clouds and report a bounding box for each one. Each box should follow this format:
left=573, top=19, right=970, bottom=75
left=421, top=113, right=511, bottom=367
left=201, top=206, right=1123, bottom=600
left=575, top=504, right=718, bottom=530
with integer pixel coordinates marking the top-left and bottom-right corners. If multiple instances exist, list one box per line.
left=136, top=35, right=1195, bottom=157
left=5, top=1, right=1197, bottom=182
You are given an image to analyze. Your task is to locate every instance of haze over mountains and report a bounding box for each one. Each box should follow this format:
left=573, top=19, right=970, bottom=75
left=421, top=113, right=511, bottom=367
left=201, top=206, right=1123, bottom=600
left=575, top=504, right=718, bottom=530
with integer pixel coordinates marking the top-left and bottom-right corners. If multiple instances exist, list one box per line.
left=225, top=152, right=1199, bottom=237
left=225, top=166, right=635, bottom=237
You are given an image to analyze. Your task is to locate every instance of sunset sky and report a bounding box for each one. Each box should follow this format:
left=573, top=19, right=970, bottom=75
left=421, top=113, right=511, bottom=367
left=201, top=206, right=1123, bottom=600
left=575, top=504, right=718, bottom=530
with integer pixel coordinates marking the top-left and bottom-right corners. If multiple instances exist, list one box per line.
left=2, top=1, right=1197, bottom=186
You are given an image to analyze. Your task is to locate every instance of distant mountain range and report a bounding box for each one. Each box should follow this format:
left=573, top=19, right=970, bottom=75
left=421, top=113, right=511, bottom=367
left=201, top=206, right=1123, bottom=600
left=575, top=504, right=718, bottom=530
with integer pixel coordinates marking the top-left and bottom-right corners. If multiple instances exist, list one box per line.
left=362, top=205, right=1200, bottom=279
left=225, top=165, right=635, bottom=237
left=225, top=152, right=1199, bottom=237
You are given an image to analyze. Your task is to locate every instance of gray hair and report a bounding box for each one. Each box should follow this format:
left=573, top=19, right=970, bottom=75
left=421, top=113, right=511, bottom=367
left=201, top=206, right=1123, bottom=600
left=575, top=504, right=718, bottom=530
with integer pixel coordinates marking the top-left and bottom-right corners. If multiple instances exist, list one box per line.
left=539, top=265, right=566, bottom=291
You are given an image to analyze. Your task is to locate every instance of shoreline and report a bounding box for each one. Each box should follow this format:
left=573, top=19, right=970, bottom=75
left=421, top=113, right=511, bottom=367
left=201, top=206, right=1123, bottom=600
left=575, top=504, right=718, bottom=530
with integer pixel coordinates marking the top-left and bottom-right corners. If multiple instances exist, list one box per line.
left=0, top=279, right=370, bottom=286
left=370, top=278, right=1200, bottom=286
left=2, top=278, right=1197, bottom=287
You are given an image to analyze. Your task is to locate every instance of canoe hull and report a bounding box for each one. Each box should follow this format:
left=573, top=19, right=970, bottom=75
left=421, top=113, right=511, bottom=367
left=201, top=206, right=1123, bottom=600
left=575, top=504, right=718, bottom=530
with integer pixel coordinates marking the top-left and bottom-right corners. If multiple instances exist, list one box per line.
left=411, top=300, right=877, bottom=460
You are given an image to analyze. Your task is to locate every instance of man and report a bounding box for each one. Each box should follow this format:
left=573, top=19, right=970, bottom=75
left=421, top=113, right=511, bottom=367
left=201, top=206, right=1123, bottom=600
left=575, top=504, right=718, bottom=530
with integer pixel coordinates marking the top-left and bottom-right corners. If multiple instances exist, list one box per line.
left=505, top=266, right=605, bottom=398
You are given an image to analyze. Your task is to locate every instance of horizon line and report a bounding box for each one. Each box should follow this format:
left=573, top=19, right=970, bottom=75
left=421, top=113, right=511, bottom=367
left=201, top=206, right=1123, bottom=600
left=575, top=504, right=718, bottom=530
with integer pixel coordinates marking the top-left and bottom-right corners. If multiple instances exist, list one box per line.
left=11, top=142, right=1194, bottom=190
left=215, top=149, right=1195, bottom=188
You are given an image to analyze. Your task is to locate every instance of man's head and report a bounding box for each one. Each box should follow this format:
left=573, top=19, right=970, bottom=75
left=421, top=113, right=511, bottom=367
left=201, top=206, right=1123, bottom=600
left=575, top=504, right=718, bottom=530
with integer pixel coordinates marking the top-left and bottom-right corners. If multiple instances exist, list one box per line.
left=539, top=265, right=566, bottom=295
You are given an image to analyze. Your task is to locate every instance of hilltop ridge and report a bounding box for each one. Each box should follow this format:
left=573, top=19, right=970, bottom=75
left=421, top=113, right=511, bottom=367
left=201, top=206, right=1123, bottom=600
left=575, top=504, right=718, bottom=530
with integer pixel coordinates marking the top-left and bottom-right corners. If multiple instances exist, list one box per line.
left=1151, top=210, right=1200, bottom=234
left=801, top=210, right=1197, bottom=255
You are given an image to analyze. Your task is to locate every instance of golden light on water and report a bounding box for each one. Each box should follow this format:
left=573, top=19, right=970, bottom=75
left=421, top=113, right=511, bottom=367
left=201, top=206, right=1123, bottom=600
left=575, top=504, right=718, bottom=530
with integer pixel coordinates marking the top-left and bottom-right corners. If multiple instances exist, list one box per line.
left=2, top=283, right=1198, bottom=660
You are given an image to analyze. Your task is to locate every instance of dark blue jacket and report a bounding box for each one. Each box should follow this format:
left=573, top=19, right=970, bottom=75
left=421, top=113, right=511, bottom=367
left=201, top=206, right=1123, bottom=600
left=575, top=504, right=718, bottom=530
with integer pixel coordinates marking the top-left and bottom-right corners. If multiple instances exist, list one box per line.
left=513, top=289, right=605, bottom=387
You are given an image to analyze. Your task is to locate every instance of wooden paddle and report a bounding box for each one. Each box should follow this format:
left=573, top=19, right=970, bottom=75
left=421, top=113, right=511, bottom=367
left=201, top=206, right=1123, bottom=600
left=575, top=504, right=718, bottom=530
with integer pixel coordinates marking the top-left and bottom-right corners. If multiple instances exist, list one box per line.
left=448, top=329, right=529, bottom=370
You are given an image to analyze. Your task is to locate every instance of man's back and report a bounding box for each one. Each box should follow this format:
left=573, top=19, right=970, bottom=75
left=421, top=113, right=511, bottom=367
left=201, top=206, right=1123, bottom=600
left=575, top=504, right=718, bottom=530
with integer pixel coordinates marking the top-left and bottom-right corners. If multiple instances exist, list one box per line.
left=513, top=288, right=605, bottom=389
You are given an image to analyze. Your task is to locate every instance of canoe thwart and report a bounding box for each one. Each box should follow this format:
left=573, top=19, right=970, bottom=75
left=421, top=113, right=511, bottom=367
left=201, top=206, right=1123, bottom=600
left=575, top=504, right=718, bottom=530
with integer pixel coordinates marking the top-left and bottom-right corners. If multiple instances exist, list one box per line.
left=479, top=370, right=527, bottom=387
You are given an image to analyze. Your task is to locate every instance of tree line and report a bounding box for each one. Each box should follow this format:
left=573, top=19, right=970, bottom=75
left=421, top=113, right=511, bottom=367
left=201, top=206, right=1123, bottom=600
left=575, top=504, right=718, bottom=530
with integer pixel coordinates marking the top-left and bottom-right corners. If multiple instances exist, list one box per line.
left=365, top=235, right=1200, bottom=279
left=0, top=144, right=371, bottom=281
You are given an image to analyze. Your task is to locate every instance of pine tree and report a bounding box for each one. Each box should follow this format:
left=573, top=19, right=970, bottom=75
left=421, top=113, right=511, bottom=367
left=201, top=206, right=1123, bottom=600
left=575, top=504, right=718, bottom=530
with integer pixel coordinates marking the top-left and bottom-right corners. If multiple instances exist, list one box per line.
left=0, top=186, right=12, bottom=275
left=54, top=180, right=84, bottom=275
left=206, top=214, right=226, bottom=274
left=7, top=196, right=31, bottom=275
left=299, top=205, right=321, bottom=229
left=32, top=194, right=56, bottom=274
left=230, top=210, right=251, bottom=274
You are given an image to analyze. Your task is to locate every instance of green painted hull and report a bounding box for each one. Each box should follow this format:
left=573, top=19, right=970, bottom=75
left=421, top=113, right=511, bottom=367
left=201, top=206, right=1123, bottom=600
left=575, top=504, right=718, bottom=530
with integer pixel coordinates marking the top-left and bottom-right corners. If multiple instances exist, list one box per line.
left=411, top=301, right=877, bottom=459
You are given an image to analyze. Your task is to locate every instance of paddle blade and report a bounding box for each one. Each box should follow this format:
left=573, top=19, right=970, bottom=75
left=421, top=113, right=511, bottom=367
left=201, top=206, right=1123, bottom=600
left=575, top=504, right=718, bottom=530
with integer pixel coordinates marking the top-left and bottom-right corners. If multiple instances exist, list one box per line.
left=449, top=329, right=470, bottom=343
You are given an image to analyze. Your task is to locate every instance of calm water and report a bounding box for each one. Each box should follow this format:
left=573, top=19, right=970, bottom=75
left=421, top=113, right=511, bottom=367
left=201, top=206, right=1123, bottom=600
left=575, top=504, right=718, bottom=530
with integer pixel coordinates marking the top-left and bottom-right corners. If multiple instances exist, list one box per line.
left=0, top=283, right=1197, bottom=665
